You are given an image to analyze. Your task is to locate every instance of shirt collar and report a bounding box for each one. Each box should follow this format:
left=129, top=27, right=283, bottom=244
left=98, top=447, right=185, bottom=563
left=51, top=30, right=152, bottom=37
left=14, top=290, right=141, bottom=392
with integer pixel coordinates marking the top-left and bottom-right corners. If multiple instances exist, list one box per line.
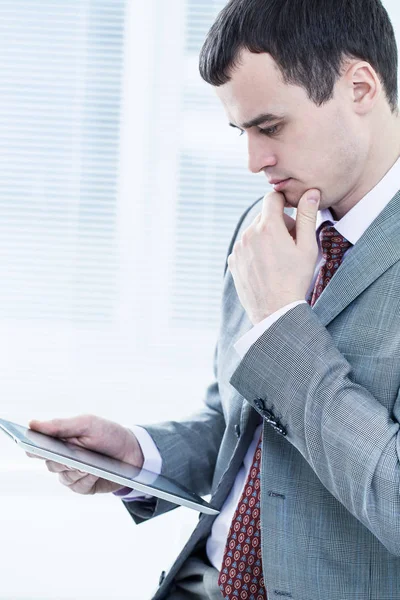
left=316, top=156, right=400, bottom=245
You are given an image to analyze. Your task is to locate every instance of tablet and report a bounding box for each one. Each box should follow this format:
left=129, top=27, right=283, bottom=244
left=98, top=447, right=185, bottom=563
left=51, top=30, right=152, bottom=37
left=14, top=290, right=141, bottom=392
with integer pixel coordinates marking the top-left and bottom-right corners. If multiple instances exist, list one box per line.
left=0, top=418, right=219, bottom=516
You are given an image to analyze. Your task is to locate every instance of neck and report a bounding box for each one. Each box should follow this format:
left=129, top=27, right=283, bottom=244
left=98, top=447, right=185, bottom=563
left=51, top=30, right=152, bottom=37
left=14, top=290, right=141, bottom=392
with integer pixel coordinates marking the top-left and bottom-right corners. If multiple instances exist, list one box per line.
left=331, top=113, right=400, bottom=221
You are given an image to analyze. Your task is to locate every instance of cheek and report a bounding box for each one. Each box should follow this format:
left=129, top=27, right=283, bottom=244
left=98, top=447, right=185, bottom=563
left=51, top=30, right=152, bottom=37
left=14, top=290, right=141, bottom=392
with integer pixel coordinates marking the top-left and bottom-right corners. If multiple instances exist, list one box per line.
left=282, top=110, right=362, bottom=189
left=325, top=108, right=364, bottom=166
left=285, top=119, right=330, bottom=173
left=306, top=120, right=359, bottom=181
left=328, top=126, right=363, bottom=184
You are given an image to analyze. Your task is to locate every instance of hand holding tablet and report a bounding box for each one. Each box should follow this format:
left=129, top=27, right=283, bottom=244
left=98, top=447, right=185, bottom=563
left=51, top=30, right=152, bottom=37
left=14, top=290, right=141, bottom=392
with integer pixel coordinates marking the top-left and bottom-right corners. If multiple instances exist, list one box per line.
left=0, top=416, right=219, bottom=515
left=27, top=414, right=145, bottom=495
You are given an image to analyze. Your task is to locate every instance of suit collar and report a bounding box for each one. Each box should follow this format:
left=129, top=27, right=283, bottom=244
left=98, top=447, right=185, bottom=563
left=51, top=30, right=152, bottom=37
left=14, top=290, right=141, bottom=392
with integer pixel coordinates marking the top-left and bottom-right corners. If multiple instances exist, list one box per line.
left=313, top=190, right=400, bottom=326
left=317, top=156, right=400, bottom=246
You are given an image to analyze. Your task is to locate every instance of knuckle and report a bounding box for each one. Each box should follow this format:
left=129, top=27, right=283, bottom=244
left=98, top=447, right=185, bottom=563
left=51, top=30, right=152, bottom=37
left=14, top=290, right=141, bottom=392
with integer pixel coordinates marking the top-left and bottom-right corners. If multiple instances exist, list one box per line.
left=240, top=230, right=249, bottom=245
left=70, top=484, right=86, bottom=495
left=47, top=420, right=61, bottom=436
left=258, top=219, right=273, bottom=235
left=80, top=414, right=93, bottom=433
left=241, top=225, right=255, bottom=245
left=67, top=480, right=84, bottom=494
left=59, top=473, right=70, bottom=486
left=70, top=475, right=95, bottom=495
left=81, top=413, right=94, bottom=423
left=302, top=213, right=315, bottom=224
left=59, top=469, right=77, bottom=485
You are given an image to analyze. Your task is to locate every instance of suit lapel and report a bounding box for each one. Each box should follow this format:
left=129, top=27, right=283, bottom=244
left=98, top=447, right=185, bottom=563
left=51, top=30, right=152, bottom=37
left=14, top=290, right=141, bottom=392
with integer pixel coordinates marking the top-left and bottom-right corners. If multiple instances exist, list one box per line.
left=313, top=190, right=400, bottom=327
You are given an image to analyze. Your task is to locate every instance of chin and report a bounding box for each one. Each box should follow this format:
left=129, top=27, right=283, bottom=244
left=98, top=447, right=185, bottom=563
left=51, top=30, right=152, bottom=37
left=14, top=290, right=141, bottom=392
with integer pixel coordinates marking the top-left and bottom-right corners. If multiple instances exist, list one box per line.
left=284, top=188, right=323, bottom=210
left=282, top=192, right=301, bottom=208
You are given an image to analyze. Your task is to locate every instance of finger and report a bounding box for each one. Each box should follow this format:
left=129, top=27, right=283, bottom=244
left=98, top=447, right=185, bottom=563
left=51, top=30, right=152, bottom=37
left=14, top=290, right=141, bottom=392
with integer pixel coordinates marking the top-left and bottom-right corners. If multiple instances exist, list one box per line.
left=59, top=470, right=90, bottom=487
left=250, top=213, right=261, bottom=227
left=296, top=189, right=320, bottom=250
left=260, top=192, right=287, bottom=235
left=45, top=460, right=74, bottom=473
left=251, top=209, right=294, bottom=232
left=25, top=452, right=45, bottom=460
left=29, top=416, right=89, bottom=440
left=283, top=212, right=296, bottom=235
left=59, top=470, right=98, bottom=493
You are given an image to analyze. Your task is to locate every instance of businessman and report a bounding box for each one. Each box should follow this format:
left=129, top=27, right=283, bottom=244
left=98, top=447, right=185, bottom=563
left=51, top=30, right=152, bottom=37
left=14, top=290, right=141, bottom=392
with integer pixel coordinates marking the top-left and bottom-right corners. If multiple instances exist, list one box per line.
left=30, top=0, right=400, bottom=598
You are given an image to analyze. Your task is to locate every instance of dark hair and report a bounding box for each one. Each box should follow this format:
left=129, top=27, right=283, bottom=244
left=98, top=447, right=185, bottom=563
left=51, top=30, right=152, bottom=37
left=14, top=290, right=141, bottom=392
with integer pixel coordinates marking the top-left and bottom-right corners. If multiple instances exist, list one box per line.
left=199, top=0, right=399, bottom=113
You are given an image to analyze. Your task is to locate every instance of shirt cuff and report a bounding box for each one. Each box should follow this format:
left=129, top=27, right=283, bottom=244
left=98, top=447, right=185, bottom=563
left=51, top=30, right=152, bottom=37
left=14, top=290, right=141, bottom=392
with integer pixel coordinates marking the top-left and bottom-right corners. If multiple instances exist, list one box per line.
left=113, top=426, right=162, bottom=501
left=234, top=301, right=307, bottom=358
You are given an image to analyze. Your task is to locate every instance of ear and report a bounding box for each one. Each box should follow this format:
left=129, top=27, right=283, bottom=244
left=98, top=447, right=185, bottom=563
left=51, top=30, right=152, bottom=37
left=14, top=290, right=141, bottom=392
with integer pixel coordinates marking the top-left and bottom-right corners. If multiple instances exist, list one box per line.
left=345, top=61, right=382, bottom=115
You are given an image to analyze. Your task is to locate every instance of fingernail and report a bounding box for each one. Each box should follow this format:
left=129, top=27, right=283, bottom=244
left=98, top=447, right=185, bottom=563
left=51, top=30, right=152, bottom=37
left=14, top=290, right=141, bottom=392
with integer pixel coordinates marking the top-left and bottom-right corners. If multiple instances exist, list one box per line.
left=307, top=192, right=320, bottom=204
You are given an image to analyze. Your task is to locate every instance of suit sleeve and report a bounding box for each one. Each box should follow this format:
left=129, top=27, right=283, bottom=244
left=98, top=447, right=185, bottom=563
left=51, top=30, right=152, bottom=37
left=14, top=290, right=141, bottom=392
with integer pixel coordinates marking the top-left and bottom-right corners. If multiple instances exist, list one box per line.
left=230, top=303, right=400, bottom=556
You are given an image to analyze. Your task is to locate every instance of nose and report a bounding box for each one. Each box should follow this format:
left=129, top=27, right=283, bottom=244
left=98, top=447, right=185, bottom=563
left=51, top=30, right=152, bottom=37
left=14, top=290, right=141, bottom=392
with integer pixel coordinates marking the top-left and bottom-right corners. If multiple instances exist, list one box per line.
left=247, top=132, right=277, bottom=174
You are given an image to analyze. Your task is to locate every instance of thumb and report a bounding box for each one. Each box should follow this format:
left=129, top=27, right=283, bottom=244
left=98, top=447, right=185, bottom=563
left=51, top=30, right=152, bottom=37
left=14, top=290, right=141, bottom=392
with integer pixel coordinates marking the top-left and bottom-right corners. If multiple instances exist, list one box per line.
left=29, top=416, right=89, bottom=439
left=296, top=189, right=320, bottom=249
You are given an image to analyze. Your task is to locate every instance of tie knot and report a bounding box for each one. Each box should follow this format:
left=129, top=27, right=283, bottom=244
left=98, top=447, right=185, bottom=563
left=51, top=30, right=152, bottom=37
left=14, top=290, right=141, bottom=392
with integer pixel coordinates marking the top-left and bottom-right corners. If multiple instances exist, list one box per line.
left=319, top=224, right=352, bottom=261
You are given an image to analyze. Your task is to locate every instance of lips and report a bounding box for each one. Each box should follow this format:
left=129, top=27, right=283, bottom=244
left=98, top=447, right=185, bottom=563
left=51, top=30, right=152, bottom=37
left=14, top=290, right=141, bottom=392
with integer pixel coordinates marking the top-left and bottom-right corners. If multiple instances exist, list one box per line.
left=268, top=178, right=288, bottom=185
left=271, top=178, right=292, bottom=192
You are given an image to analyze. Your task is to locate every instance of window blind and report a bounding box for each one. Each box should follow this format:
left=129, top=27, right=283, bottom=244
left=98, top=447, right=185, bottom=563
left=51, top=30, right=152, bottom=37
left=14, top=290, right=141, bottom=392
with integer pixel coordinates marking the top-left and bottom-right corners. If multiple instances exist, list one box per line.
left=0, top=0, right=126, bottom=322
left=170, top=0, right=269, bottom=328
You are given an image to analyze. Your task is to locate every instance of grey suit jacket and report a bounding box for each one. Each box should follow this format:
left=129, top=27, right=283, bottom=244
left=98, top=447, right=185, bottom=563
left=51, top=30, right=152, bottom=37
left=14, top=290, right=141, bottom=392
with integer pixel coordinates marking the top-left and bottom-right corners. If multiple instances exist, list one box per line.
left=124, top=190, right=400, bottom=600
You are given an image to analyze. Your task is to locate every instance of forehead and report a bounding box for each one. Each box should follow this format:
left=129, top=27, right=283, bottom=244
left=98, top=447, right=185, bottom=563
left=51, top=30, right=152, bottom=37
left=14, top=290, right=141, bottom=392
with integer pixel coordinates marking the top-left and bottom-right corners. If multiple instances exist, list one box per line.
left=215, top=50, right=308, bottom=125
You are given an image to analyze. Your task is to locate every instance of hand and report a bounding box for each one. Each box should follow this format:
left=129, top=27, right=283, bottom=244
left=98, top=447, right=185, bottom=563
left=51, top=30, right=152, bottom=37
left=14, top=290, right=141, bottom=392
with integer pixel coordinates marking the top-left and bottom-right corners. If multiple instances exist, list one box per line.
left=27, top=415, right=144, bottom=495
left=228, top=189, right=320, bottom=325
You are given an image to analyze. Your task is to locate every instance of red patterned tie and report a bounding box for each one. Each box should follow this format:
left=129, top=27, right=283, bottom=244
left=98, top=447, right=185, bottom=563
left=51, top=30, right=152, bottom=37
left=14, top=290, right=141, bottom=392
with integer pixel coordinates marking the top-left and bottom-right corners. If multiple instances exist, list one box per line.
left=310, top=224, right=352, bottom=307
left=218, top=224, right=352, bottom=599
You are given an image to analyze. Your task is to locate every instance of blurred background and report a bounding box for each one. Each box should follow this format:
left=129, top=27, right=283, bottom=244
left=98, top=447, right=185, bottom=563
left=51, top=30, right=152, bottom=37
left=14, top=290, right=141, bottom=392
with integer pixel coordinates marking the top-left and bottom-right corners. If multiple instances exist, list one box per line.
left=0, top=0, right=399, bottom=598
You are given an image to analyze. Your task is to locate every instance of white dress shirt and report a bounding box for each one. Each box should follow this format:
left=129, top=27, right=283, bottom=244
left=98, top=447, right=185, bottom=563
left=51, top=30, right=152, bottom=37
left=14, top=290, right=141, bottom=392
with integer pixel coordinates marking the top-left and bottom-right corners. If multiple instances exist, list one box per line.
left=119, top=156, right=400, bottom=571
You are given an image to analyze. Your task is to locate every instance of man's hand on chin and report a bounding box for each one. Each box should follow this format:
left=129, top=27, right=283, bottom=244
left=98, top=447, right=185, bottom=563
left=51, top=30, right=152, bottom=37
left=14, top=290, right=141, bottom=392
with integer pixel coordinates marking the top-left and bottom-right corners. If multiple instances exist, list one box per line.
left=227, top=189, right=321, bottom=325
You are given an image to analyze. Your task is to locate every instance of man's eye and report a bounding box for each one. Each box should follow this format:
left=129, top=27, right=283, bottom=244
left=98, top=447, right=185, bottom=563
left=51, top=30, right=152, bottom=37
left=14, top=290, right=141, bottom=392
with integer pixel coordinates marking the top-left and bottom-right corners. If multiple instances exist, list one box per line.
left=259, top=125, right=280, bottom=136
left=238, top=129, right=245, bottom=137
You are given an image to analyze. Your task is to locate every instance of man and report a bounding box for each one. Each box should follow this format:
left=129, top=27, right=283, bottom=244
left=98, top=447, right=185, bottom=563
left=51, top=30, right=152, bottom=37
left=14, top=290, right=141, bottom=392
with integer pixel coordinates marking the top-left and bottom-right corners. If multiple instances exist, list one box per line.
left=30, top=0, right=400, bottom=598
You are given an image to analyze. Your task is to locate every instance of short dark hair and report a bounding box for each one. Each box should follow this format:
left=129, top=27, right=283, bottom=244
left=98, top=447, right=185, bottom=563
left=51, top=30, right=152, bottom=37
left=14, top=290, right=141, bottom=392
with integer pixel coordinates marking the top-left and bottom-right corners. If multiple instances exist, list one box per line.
left=199, top=0, right=399, bottom=113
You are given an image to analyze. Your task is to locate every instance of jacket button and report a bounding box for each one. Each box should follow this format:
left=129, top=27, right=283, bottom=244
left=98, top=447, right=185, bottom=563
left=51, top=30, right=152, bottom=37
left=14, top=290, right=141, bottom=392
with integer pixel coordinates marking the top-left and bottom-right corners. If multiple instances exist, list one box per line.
left=235, top=424, right=241, bottom=438
left=263, top=409, right=277, bottom=424
left=274, top=425, right=287, bottom=437
left=254, top=398, right=266, bottom=411
left=159, top=570, right=166, bottom=586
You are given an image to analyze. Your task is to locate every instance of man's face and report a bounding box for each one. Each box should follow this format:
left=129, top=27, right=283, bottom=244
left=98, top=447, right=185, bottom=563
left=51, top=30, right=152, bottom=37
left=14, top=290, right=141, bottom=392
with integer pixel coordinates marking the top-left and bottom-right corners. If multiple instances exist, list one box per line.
left=216, top=50, right=369, bottom=215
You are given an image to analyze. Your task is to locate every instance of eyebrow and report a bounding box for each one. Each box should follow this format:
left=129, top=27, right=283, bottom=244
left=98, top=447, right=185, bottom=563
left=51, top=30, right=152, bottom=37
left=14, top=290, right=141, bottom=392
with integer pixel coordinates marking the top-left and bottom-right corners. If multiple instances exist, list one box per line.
left=229, top=112, right=284, bottom=130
